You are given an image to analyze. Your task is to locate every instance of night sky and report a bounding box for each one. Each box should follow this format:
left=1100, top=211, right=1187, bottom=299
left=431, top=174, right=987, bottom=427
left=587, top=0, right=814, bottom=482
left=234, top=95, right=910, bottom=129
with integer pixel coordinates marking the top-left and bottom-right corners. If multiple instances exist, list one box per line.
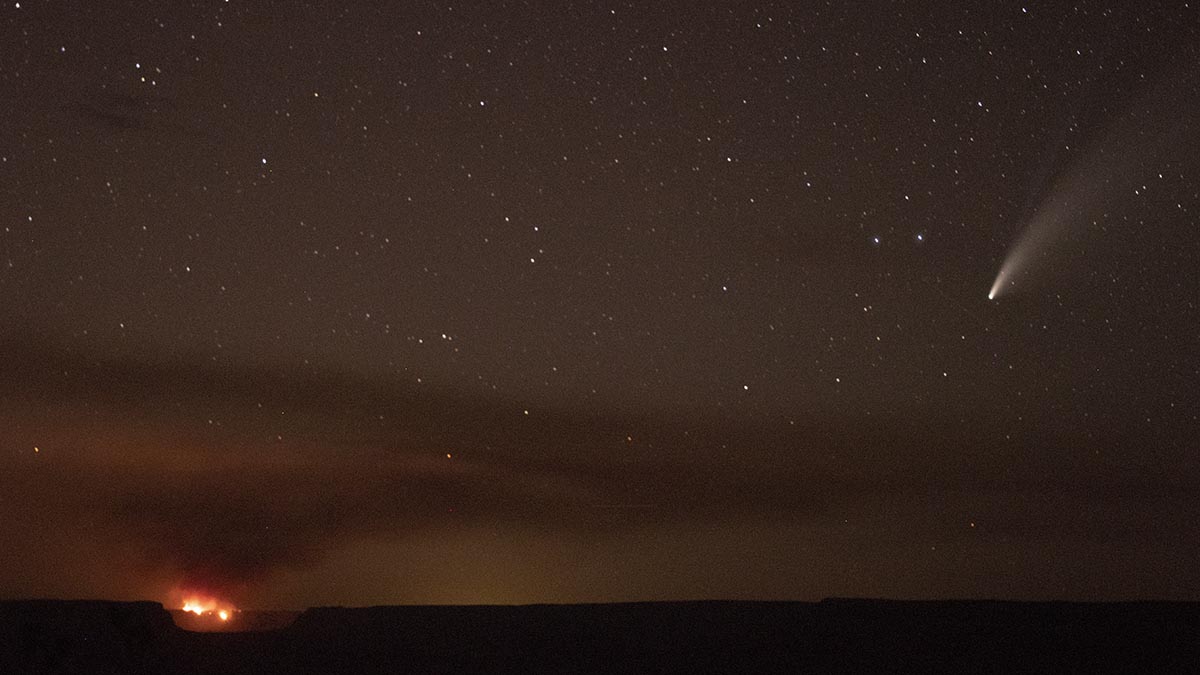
left=2, top=1, right=1198, bottom=609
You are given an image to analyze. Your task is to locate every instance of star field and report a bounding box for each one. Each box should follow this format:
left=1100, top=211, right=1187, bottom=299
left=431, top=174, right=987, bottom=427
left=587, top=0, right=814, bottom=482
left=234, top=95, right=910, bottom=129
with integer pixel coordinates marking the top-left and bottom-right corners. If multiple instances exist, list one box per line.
left=1, top=1, right=1198, bottom=606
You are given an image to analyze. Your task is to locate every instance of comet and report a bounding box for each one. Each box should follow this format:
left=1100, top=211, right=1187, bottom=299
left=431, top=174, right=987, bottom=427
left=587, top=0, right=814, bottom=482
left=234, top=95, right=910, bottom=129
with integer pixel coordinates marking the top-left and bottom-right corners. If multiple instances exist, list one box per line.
left=988, top=75, right=1197, bottom=301
left=988, top=192, right=1080, bottom=301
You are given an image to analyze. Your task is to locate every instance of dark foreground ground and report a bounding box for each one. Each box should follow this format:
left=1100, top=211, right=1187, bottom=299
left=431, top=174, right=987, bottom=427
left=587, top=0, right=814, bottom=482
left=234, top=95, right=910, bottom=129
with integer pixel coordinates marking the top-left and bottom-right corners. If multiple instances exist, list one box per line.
left=2, top=598, right=1199, bottom=673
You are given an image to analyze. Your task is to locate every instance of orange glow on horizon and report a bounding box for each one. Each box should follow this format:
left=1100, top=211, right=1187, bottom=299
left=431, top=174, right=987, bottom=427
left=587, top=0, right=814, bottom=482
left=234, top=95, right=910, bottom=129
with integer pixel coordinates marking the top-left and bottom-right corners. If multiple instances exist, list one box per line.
left=177, top=591, right=237, bottom=622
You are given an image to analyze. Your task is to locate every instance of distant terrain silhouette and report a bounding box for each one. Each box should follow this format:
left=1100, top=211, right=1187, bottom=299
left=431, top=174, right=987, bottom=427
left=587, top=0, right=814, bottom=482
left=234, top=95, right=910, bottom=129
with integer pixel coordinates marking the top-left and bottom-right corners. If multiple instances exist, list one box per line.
left=2, top=599, right=1199, bottom=673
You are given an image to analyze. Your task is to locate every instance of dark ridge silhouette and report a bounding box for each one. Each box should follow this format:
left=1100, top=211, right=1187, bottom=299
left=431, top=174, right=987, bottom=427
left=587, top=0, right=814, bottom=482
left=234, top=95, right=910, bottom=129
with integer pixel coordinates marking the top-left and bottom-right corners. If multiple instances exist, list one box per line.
left=169, top=609, right=301, bottom=634
left=2, top=599, right=1199, bottom=673
left=0, top=600, right=177, bottom=673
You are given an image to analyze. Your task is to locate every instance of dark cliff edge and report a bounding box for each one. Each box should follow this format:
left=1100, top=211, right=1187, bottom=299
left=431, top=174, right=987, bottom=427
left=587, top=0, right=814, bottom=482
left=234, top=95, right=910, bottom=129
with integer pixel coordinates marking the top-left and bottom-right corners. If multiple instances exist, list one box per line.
left=0, top=600, right=180, bottom=674
left=3, top=599, right=1199, bottom=673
